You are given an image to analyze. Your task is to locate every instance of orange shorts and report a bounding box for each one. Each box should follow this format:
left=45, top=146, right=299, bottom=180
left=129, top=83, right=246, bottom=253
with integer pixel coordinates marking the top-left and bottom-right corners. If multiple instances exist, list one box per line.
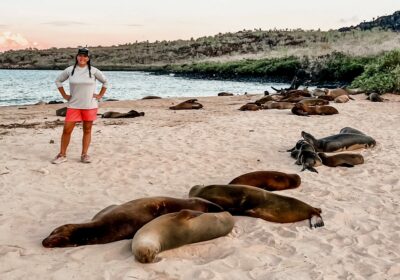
left=65, top=108, right=98, bottom=122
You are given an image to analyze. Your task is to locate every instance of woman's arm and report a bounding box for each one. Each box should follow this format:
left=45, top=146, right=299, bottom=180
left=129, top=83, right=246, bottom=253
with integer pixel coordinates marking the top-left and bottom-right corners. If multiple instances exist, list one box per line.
left=55, top=67, right=71, bottom=100
left=57, top=87, right=71, bottom=100
left=93, top=69, right=109, bottom=100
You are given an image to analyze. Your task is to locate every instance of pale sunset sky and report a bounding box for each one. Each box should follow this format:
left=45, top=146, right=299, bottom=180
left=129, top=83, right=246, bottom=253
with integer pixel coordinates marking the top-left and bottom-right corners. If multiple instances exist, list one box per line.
left=0, top=0, right=398, bottom=52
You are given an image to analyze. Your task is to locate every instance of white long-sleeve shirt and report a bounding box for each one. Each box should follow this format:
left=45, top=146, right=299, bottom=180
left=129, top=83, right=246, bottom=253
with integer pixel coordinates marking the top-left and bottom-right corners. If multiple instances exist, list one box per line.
left=55, top=65, right=109, bottom=109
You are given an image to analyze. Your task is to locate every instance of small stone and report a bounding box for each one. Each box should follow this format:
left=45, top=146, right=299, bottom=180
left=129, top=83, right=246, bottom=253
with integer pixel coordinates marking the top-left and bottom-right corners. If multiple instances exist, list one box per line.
left=49, top=139, right=55, bottom=144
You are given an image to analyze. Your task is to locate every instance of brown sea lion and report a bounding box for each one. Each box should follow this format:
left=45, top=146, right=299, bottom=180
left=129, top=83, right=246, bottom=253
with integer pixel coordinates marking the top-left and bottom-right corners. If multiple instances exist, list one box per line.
left=301, top=130, right=376, bottom=152
left=142, top=96, right=162, bottom=100
left=255, top=95, right=274, bottom=105
left=298, top=98, right=329, bottom=106
left=229, top=171, right=301, bottom=191
left=318, top=152, right=364, bottom=167
left=132, top=210, right=234, bottom=263
left=169, top=99, right=203, bottom=110
left=326, top=88, right=350, bottom=99
left=239, top=103, right=261, bottom=111
left=261, top=101, right=294, bottom=110
left=189, top=184, right=324, bottom=228
left=218, top=92, right=234, bottom=96
left=291, top=103, right=339, bottom=116
left=42, top=197, right=223, bottom=248
left=317, top=95, right=335, bottom=101
left=101, top=110, right=145, bottom=118
left=312, top=88, right=328, bottom=97
left=334, top=95, right=350, bottom=103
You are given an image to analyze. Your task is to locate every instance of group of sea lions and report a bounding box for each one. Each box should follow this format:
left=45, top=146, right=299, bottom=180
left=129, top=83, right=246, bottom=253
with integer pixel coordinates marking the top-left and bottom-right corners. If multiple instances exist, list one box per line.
left=287, top=127, right=376, bottom=173
left=238, top=87, right=344, bottom=116
left=42, top=171, right=324, bottom=263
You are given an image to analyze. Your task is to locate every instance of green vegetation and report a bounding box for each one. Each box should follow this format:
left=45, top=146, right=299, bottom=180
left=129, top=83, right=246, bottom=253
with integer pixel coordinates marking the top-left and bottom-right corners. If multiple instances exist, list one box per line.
left=352, top=50, right=400, bottom=93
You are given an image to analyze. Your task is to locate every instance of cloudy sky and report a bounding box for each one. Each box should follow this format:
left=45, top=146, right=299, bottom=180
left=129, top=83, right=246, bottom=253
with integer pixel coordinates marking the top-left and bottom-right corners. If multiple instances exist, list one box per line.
left=0, top=0, right=398, bottom=51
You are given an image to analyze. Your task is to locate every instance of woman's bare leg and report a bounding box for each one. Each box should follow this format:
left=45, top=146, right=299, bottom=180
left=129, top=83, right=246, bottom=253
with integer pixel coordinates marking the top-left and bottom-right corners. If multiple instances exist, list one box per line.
left=82, top=121, right=93, bottom=156
left=60, top=121, right=76, bottom=156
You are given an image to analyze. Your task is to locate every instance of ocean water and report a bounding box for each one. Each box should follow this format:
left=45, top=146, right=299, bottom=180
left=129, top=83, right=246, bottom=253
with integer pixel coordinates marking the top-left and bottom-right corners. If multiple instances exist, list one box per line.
left=0, top=69, right=290, bottom=106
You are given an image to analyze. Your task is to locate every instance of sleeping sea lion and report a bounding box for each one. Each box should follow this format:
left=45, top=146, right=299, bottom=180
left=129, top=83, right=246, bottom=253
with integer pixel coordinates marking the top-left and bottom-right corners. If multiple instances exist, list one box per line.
left=229, top=171, right=301, bottom=191
left=318, top=152, right=364, bottom=167
left=301, top=131, right=376, bottom=152
left=291, top=103, right=338, bottom=116
left=170, top=99, right=203, bottom=110
left=132, top=210, right=234, bottom=263
left=189, top=184, right=324, bottom=228
left=42, top=197, right=223, bottom=248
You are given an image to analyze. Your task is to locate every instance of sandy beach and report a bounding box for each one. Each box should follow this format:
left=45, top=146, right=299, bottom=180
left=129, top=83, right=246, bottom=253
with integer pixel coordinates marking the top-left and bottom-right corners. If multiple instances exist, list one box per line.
left=0, top=93, right=399, bottom=280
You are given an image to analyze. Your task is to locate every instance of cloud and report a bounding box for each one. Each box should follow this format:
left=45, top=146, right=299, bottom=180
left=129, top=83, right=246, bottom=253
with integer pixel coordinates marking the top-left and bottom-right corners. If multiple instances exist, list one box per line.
left=43, top=21, right=88, bottom=27
left=0, top=31, right=39, bottom=52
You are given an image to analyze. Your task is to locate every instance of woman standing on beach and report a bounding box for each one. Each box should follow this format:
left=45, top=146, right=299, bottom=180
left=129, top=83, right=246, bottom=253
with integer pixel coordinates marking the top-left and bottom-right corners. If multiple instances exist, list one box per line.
left=52, top=47, right=108, bottom=164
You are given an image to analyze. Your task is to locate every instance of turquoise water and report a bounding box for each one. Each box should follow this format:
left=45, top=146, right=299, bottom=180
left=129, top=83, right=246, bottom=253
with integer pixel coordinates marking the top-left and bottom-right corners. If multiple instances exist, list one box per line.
left=0, top=69, right=290, bottom=106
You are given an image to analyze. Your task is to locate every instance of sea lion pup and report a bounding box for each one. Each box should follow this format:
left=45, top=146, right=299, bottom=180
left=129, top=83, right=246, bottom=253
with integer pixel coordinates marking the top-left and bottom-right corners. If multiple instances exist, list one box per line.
left=169, top=99, right=203, bottom=110
left=261, top=101, right=294, bottom=110
left=291, top=103, right=339, bottom=116
left=318, top=152, right=364, bottom=167
left=239, top=103, right=261, bottom=111
left=142, top=96, right=162, bottom=100
left=297, top=150, right=322, bottom=173
left=218, top=92, right=234, bottom=96
left=298, top=98, right=329, bottom=106
left=132, top=210, right=234, bottom=263
left=228, top=171, right=301, bottom=191
left=254, top=95, right=274, bottom=105
left=42, top=197, right=223, bottom=248
left=189, top=185, right=324, bottom=228
left=301, top=131, right=376, bottom=152
left=101, top=110, right=145, bottom=118
left=367, top=92, right=384, bottom=102
left=334, top=95, right=350, bottom=103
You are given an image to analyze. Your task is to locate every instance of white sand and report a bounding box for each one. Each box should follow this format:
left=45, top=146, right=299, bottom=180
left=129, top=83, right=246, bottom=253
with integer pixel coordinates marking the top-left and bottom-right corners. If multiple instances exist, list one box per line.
left=0, top=94, right=399, bottom=279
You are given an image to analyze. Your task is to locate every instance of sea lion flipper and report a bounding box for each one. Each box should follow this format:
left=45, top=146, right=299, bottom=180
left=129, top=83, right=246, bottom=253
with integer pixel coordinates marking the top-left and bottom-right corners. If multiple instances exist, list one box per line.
left=301, top=166, right=318, bottom=173
left=310, top=215, right=324, bottom=229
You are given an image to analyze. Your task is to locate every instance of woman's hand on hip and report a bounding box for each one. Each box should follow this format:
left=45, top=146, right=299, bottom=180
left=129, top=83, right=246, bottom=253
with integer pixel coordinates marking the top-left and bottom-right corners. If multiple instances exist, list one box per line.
left=93, top=93, right=102, bottom=100
left=63, top=94, right=71, bottom=101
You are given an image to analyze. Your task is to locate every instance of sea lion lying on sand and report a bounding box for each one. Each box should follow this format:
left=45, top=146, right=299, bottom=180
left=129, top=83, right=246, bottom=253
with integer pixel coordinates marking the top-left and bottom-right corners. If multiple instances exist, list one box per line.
left=366, top=93, right=384, bottom=102
left=291, top=103, right=338, bottom=116
left=169, top=99, right=203, bottom=110
left=262, top=101, right=294, bottom=110
left=218, top=92, right=234, bottom=96
left=318, top=152, right=364, bottom=167
left=229, top=171, right=301, bottom=191
left=101, top=110, right=144, bottom=118
left=239, top=103, right=261, bottom=111
left=142, top=96, right=162, bottom=100
left=301, top=129, right=376, bottom=152
left=132, top=210, right=234, bottom=263
left=189, top=184, right=324, bottom=228
left=42, top=197, right=223, bottom=248
left=298, top=98, right=329, bottom=106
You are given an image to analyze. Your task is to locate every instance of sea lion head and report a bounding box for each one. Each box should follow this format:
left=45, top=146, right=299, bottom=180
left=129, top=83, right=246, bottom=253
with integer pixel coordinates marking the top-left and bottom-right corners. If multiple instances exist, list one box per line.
left=42, top=224, right=100, bottom=248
